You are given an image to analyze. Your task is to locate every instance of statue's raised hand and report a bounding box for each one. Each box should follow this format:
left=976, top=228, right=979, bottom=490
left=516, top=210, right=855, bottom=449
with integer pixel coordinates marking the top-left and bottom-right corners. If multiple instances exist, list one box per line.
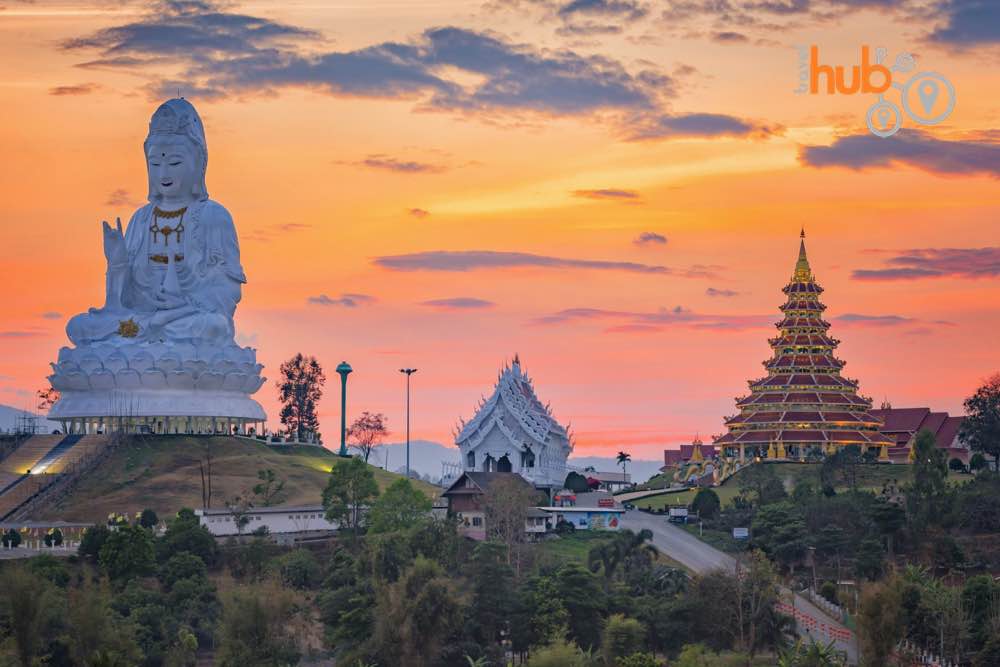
left=102, top=218, right=128, bottom=267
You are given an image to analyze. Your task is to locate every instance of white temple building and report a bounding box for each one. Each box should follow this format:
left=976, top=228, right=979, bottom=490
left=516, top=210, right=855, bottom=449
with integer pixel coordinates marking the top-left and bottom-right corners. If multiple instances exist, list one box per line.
left=455, top=356, right=573, bottom=489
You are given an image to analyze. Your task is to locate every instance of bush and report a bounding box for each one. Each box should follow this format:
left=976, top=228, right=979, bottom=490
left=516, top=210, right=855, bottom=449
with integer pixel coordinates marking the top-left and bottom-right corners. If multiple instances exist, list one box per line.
left=691, top=488, right=721, bottom=520
left=970, top=453, right=987, bottom=471
left=949, top=458, right=966, bottom=472
left=526, top=639, right=592, bottom=667
left=98, top=525, right=156, bottom=581
left=78, top=524, right=109, bottom=559
left=157, top=510, right=218, bottom=566
left=820, top=580, right=839, bottom=605
left=2, top=528, right=22, bottom=548
left=43, top=528, right=63, bottom=547
left=275, top=549, right=321, bottom=590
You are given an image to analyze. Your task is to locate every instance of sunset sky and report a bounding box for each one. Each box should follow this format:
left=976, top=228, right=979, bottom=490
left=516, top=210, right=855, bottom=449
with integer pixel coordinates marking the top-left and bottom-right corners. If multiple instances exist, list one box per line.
left=1, top=0, right=997, bottom=458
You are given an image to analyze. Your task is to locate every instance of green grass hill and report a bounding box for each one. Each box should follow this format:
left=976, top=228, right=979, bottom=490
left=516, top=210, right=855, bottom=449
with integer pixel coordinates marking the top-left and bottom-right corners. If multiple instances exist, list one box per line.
left=35, top=435, right=439, bottom=523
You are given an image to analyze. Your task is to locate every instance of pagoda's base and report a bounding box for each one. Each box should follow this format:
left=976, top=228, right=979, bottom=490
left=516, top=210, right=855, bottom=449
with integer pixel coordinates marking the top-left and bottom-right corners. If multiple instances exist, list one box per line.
left=48, top=389, right=266, bottom=435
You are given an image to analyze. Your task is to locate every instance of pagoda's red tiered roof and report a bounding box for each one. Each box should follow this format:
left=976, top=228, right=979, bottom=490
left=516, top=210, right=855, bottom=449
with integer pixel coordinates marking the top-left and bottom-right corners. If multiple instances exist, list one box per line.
left=715, top=231, right=892, bottom=452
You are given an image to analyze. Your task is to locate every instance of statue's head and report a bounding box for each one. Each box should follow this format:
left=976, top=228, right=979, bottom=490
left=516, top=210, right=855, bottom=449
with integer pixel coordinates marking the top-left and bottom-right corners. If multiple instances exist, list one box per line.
left=144, top=98, right=208, bottom=205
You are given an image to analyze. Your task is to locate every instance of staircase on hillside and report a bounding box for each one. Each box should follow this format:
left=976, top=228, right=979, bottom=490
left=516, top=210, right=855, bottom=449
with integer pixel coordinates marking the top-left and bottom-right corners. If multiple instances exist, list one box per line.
left=0, top=434, right=111, bottom=520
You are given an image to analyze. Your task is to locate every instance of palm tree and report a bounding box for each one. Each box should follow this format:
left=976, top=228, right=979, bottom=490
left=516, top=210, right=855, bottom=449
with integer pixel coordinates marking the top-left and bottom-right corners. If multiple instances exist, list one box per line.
left=616, top=451, right=631, bottom=485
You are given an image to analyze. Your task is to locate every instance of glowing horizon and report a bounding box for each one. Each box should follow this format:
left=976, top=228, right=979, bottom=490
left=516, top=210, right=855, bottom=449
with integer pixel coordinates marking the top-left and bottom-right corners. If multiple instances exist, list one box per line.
left=1, top=1, right=998, bottom=459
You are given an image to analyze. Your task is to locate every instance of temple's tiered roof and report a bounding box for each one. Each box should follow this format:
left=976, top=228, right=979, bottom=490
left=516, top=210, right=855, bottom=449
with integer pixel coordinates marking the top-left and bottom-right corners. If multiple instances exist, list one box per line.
left=714, top=231, right=892, bottom=452
left=455, top=356, right=572, bottom=487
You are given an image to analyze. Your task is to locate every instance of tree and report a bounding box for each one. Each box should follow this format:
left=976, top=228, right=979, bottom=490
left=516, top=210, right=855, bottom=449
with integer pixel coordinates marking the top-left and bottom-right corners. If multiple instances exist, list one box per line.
left=372, top=557, right=464, bottom=667
left=36, top=386, right=60, bottom=412
left=482, top=475, right=540, bottom=568
left=367, top=478, right=432, bottom=533
left=692, top=488, right=721, bottom=520
left=602, top=614, right=646, bottom=665
left=139, top=508, right=159, bottom=529
left=525, top=639, right=598, bottom=667
left=554, top=562, right=607, bottom=650
left=970, top=453, right=987, bottom=471
left=857, top=580, right=902, bottom=666
left=216, top=582, right=301, bottom=667
left=157, top=509, right=218, bottom=565
left=960, top=373, right=1000, bottom=470
left=751, top=502, right=808, bottom=570
left=159, top=552, right=208, bottom=591
left=738, top=464, right=782, bottom=506
left=908, top=429, right=948, bottom=530
left=348, top=411, right=390, bottom=463
left=251, top=468, right=287, bottom=507
left=949, top=457, right=966, bottom=472
left=0, top=566, right=60, bottom=667
left=468, top=541, right=515, bottom=650
left=617, top=451, right=632, bottom=484
left=564, top=471, right=591, bottom=493
left=225, top=494, right=254, bottom=536
left=323, top=456, right=379, bottom=535
left=98, top=524, right=155, bottom=581
left=276, top=353, right=326, bottom=440
left=275, top=549, right=321, bottom=590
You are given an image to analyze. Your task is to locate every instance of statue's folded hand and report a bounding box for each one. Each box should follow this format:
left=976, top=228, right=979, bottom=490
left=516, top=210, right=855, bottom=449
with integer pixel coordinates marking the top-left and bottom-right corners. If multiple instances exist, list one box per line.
left=102, top=218, right=128, bottom=267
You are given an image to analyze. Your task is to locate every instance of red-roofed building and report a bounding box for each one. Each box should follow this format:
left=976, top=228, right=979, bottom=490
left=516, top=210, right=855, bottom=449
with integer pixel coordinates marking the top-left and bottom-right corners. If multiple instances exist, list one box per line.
left=662, top=437, right=718, bottom=471
left=870, top=407, right=968, bottom=464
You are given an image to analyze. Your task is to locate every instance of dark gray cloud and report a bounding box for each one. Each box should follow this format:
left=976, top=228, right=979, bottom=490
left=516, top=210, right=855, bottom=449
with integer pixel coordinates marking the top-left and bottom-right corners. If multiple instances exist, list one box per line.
left=800, top=130, right=1000, bottom=178
left=558, top=0, right=649, bottom=20
left=627, top=112, right=776, bottom=140
left=532, top=305, right=771, bottom=331
left=243, top=222, right=312, bottom=243
left=852, top=247, right=1000, bottom=281
left=49, top=83, right=99, bottom=96
left=834, top=313, right=913, bottom=326
left=634, top=231, right=667, bottom=245
left=40, top=312, right=62, bottom=320
left=706, top=287, right=739, bottom=297
left=60, top=1, right=766, bottom=143
left=408, top=208, right=430, bottom=218
left=928, top=0, right=1000, bottom=45
left=348, top=154, right=447, bottom=174
left=373, top=250, right=672, bottom=274
left=307, top=293, right=377, bottom=307
left=573, top=188, right=641, bottom=200
left=712, top=30, right=749, bottom=42
left=420, top=297, right=497, bottom=309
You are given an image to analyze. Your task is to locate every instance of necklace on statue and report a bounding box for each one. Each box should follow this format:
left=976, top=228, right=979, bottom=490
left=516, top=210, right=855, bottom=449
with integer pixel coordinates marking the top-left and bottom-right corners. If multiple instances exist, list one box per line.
left=151, top=206, right=187, bottom=245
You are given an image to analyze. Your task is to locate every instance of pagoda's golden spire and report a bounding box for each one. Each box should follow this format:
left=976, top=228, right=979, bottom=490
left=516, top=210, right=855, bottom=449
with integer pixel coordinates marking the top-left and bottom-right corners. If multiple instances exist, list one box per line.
left=793, top=227, right=813, bottom=282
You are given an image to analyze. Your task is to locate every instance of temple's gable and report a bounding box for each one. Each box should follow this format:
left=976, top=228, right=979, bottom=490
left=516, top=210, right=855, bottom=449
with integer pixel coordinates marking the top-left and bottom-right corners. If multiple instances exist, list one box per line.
left=456, top=357, right=572, bottom=488
left=714, top=230, right=893, bottom=461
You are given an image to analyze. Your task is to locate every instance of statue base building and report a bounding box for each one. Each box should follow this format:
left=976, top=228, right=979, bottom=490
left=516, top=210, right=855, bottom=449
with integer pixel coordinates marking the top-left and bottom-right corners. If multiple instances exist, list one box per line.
left=48, top=342, right=266, bottom=435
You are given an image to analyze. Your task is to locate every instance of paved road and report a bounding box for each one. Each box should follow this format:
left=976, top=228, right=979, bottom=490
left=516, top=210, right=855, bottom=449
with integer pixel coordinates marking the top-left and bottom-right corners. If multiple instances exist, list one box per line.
left=623, top=510, right=858, bottom=665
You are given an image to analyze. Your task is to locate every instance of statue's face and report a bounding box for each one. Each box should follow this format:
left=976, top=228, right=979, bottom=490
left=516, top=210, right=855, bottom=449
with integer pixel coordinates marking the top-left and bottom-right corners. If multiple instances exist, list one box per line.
left=146, top=137, right=197, bottom=204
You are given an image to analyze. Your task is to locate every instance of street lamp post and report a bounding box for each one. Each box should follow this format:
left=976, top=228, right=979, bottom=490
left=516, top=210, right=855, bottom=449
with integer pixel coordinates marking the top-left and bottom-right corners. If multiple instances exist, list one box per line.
left=336, top=361, right=353, bottom=457
left=399, top=368, right=417, bottom=479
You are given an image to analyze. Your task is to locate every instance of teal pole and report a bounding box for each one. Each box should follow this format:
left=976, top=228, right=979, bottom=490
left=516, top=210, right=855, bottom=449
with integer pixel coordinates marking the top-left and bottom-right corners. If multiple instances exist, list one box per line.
left=336, top=361, right=352, bottom=457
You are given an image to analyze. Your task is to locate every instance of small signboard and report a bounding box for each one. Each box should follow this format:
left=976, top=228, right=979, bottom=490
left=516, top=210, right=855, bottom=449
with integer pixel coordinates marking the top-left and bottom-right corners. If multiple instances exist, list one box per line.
left=733, top=527, right=749, bottom=540
left=597, top=498, right=615, bottom=508
left=668, top=507, right=688, bottom=517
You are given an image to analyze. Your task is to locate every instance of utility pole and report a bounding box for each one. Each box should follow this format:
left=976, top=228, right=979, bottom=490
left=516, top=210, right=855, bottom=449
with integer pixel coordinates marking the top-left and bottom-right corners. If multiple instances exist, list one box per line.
left=399, top=368, right=417, bottom=479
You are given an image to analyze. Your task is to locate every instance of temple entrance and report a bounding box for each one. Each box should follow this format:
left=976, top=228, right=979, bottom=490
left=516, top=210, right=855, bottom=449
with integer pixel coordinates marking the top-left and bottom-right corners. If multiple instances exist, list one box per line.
left=497, top=455, right=512, bottom=473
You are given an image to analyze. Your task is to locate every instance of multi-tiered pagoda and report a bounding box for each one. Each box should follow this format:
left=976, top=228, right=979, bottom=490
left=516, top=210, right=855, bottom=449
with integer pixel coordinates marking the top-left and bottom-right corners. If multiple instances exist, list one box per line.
left=714, top=231, right=892, bottom=461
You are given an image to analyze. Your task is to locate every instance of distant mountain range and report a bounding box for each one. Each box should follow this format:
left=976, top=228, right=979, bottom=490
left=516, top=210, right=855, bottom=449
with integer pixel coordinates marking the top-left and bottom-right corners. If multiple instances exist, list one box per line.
left=365, top=440, right=663, bottom=484
left=0, top=404, right=61, bottom=434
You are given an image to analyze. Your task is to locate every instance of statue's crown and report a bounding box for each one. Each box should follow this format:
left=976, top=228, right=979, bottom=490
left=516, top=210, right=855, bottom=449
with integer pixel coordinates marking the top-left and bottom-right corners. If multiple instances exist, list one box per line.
left=149, top=104, right=197, bottom=136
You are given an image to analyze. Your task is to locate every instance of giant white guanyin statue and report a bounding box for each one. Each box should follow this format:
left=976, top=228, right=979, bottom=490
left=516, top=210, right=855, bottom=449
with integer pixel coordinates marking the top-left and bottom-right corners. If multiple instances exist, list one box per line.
left=48, top=98, right=266, bottom=433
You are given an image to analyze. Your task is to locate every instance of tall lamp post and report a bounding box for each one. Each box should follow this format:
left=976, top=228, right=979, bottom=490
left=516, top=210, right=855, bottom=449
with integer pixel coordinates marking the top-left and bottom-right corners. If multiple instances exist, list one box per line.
left=336, top=361, right=353, bottom=457
left=399, top=368, right=417, bottom=478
